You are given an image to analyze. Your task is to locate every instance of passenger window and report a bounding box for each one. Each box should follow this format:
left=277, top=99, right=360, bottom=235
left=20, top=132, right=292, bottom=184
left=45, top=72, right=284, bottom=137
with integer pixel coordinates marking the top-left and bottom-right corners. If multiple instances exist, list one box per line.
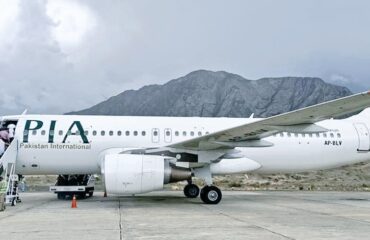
left=41, top=130, right=46, bottom=135
left=309, top=133, right=313, bottom=138
left=175, top=131, right=179, bottom=136
left=316, top=133, right=320, bottom=137
left=93, top=130, right=97, bottom=136
left=76, top=130, right=80, bottom=135
left=330, top=133, right=334, bottom=138
left=198, top=131, right=202, bottom=136
left=142, top=131, right=146, bottom=136
left=125, top=131, right=130, bottom=136
left=294, top=133, right=298, bottom=137
left=287, top=133, right=291, bottom=137
left=280, top=133, right=284, bottom=137
left=166, top=130, right=170, bottom=136
left=337, top=133, right=341, bottom=138
left=205, top=132, right=209, bottom=135
left=109, top=131, right=114, bottom=136
left=153, top=130, right=158, bottom=136
left=101, top=131, right=105, bottom=136
left=32, top=130, right=37, bottom=135
left=84, top=131, right=89, bottom=136
left=323, top=133, right=327, bottom=138
left=134, top=131, right=138, bottom=136
left=183, top=131, right=187, bottom=136
left=190, top=131, right=194, bottom=136
left=49, top=130, right=54, bottom=136
left=117, top=131, right=122, bottom=136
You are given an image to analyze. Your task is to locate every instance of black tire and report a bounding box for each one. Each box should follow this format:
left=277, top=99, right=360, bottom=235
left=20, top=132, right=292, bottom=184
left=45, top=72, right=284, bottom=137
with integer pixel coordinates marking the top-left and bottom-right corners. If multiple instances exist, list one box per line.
left=184, top=184, right=200, bottom=198
left=200, top=186, right=222, bottom=204
left=200, top=188, right=207, bottom=203
left=88, top=192, right=94, bottom=198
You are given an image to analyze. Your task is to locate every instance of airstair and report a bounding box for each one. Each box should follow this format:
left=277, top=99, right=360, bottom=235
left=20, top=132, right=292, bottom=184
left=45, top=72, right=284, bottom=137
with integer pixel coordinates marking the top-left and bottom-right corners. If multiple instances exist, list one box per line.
left=0, top=140, right=20, bottom=206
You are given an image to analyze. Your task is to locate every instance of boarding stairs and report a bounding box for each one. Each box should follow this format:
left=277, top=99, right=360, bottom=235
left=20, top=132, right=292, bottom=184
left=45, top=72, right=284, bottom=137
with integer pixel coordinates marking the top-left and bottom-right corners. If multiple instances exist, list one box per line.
left=0, top=140, right=20, bottom=206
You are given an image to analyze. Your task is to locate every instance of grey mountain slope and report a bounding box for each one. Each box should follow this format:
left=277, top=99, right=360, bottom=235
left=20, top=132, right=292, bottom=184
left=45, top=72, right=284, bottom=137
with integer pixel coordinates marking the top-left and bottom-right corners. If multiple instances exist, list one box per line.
left=68, top=70, right=352, bottom=117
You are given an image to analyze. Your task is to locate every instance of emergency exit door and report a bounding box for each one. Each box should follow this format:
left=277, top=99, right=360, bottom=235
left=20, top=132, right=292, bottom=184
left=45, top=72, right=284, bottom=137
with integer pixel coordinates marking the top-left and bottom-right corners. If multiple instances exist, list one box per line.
left=164, top=128, right=172, bottom=143
left=151, top=128, right=160, bottom=143
left=353, top=123, right=370, bottom=151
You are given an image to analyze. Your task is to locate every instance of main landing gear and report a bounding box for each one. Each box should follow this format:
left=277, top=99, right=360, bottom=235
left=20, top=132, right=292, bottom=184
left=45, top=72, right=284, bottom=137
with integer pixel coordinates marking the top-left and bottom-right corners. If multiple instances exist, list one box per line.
left=183, top=183, right=200, bottom=198
left=200, top=185, right=222, bottom=204
left=183, top=182, right=222, bottom=204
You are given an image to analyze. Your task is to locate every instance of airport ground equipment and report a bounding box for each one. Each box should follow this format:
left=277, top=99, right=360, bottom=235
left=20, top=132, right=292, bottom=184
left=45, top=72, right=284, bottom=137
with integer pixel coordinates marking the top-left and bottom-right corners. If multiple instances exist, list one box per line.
left=50, top=174, right=95, bottom=199
left=0, top=140, right=21, bottom=206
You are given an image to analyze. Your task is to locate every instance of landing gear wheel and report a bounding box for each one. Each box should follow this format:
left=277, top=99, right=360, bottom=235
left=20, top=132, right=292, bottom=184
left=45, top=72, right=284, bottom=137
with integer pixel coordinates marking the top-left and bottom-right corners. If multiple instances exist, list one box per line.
left=184, top=184, right=200, bottom=198
left=200, top=186, right=222, bottom=204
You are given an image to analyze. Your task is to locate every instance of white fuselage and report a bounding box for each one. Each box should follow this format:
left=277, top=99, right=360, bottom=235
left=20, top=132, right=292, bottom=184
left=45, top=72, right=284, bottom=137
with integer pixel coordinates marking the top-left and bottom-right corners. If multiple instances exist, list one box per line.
left=5, top=113, right=370, bottom=175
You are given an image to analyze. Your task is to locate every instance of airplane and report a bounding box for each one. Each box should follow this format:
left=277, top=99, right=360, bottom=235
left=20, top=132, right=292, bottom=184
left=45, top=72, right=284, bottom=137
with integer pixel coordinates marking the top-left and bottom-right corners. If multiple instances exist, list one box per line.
left=1, top=91, right=370, bottom=204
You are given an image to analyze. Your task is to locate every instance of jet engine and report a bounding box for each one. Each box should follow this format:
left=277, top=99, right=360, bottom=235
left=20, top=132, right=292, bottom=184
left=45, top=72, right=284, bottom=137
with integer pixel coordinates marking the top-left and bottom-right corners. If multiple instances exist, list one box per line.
left=102, top=154, right=191, bottom=195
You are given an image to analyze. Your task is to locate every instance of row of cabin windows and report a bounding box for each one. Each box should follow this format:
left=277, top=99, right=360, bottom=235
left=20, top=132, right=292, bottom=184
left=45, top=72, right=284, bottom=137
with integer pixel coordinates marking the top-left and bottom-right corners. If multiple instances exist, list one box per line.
left=29, top=129, right=210, bottom=137
left=27, top=130, right=340, bottom=139
left=273, top=132, right=342, bottom=138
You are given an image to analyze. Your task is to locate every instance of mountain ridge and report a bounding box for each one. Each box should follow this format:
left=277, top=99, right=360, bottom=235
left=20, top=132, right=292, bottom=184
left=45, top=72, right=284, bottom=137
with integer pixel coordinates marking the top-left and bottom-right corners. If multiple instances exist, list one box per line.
left=68, top=70, right=352, bottom=117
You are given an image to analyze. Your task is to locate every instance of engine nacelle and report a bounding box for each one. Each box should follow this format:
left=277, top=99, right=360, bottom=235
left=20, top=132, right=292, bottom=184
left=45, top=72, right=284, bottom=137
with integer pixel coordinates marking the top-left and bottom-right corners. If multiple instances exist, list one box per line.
left=102, top=154, right=191, bottom=195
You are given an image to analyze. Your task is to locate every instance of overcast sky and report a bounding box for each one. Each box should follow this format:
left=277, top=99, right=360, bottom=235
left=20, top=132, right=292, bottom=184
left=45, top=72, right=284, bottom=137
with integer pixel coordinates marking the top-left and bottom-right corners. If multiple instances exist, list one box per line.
left=0, top=0, right=369, bottom=115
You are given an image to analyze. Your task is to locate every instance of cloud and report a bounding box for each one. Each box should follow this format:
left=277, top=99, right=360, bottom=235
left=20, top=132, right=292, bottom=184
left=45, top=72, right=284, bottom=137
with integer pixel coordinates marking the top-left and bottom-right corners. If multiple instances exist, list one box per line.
left=0, top=1, right=80, bottom=113
left=329, top=74, right=351, bottom=85
left=0, top=0, right=370, bottom=115
left=0, top=0, right=125, bottom=114
left=46, top=0, right=97, bottom=51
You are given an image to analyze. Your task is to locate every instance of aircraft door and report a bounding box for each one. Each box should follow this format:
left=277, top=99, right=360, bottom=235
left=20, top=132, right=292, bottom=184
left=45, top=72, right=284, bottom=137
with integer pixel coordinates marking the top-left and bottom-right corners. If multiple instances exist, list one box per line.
left=151, top=128, right=160, bottom=143
left=353, top=123, right=370, bottom=151
left=164, top=128, right=172, bottom=143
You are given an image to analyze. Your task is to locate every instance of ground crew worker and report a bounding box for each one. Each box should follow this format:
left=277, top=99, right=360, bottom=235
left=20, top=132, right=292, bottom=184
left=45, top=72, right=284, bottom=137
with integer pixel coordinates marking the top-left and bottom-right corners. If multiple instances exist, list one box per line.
left=7, top=124, right=16, bottom=142
left=0, top=128, right=9, bottom=142
left=0, top=128, right=9, bottom=157
left=0, top=176, right=7, bottom=211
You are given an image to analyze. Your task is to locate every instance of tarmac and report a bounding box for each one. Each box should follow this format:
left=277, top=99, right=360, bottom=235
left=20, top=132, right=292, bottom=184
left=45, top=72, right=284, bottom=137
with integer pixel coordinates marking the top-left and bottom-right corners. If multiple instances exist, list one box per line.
left=1, top=191, right=370, bottom=240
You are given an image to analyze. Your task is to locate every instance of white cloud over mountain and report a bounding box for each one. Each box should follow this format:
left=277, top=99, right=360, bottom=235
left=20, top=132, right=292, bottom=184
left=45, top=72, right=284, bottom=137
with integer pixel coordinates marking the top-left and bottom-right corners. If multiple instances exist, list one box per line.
left=0, top=0, right=369, bottom=114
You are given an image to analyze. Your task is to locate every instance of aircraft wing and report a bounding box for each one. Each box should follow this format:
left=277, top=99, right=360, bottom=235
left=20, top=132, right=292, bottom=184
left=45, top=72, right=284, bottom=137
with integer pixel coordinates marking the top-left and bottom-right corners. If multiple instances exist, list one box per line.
left=168, top=91, right=370, bottom=151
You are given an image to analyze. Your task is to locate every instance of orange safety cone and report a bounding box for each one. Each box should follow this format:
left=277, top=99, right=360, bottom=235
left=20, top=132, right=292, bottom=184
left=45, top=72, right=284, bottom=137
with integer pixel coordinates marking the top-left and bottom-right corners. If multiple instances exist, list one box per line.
left=71, top=195, right=77, bottom=208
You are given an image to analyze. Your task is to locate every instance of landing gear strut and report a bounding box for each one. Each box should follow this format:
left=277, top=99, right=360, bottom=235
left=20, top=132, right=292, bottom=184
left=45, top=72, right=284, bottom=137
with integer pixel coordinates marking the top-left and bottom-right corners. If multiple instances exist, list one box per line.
left=200, top=186, right=222, bottom=204
left=183, top=183, right=200, bottom=198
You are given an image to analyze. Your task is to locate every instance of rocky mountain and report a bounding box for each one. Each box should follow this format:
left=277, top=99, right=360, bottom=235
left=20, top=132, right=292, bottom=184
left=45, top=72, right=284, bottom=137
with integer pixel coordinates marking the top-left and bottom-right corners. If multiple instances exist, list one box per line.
left=68, top=70, right=352, bottom=117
